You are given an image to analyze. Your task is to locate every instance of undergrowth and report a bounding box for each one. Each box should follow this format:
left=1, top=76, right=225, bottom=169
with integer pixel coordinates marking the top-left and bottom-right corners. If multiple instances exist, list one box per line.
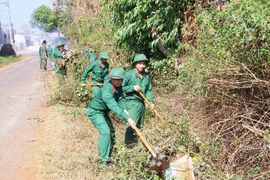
left=0, top=56, right=21, bottom=68
left=44, top=0, right=270, bottom=179
left=174, top=1, right=270, bottom=179
left=42, top=96, right=202, bottom=179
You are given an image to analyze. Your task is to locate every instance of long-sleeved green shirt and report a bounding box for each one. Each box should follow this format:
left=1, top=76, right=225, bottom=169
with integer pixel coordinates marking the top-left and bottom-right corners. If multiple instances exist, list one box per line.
left=46, top=46, right=54, bottom=59
left=87, top=81, right=129, bottom=121
left=81, top=60, right=109, bottom=84
left=39, top=45, right=47, bottom=60
left=122, top=69, right=154, bottom=104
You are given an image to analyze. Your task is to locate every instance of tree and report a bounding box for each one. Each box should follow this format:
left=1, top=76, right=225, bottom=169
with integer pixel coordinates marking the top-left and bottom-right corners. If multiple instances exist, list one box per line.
left=104, top=0, right=195, bottom=58
left=30, top=5, right=58, bottom=32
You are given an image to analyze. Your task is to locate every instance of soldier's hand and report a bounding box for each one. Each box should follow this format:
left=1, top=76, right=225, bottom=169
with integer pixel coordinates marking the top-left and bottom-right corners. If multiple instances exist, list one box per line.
left=81, top=84, right=86, bottom=87
left=134, top=85, right=141, bottom=92
left=127, top=118, right=136, bottom=128
left=124, top=109, right=129, bottom=116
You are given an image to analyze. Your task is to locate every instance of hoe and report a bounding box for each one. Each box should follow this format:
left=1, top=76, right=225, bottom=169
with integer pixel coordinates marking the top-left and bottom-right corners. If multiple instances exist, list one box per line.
left=131, top=124, right=170, bottom=176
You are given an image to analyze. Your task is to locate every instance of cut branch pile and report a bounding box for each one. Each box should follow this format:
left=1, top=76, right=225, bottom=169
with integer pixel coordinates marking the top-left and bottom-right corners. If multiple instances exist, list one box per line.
left=205, top=63, right=270, bottom=177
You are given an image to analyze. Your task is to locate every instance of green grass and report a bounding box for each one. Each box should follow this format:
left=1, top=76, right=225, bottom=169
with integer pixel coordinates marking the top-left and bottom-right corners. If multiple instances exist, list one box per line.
left=0, top=56, right=22, bottom=68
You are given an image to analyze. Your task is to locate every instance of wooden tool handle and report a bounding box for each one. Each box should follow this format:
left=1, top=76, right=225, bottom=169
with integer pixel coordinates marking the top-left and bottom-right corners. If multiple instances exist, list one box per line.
left=138, top=91, right=151, bottom=106
left=138, top=91, right=166, bottom=124
left=131, top=124, right=157, bottom=158
left=84, top=83, right=104, bottom=86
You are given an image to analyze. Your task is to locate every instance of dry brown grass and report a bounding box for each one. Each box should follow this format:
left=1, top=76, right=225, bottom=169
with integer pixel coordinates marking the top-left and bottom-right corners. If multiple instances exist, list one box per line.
left=36, top=105, right=108, bottom=179
left=68, top=0, right=102, bottom=27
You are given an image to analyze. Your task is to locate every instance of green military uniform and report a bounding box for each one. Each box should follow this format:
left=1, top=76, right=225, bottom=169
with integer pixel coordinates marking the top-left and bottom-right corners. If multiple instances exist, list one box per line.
left=88, top=52, right=97, bottom=64
left=39, top=42, right=47, bottom=70
left=122, top=54, right=153, bottom=144
left=53, top=40, right=68, bottom=83
left=46, top=45, right=54, bottom=68
left=87, top=67, right=129, bottom=163
left=82, top=48, right=89, bottom=59
left=81, top=51, right=110, bottom=96
left=47, top=45, right=54, bottom=58
left=83, top=48, right=97, bottom=64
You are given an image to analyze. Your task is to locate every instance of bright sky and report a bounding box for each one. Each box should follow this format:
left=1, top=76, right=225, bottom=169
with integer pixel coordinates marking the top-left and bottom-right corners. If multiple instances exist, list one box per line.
left=0, top=0, right=52, bottom=33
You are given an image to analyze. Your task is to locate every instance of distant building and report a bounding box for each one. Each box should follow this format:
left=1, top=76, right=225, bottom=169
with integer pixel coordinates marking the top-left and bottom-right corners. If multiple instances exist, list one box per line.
left=0, top=29, right=8, bottom=48
left=14, top=34, right=26, bottom=50
left=25, top=36, right=31, bottom=46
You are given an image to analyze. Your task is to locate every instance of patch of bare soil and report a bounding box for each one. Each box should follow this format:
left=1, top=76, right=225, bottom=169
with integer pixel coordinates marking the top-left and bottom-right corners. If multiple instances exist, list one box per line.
left=36, top=104, right=120, bottom=179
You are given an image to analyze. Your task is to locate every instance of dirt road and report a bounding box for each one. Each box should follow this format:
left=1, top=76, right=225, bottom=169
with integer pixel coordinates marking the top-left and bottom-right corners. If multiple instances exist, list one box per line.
left=0, top=55, right=47, bottom=180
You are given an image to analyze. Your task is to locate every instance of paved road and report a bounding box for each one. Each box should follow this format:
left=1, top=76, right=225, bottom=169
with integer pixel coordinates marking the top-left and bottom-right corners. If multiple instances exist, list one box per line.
left=0, top=55, right=47, bottom=179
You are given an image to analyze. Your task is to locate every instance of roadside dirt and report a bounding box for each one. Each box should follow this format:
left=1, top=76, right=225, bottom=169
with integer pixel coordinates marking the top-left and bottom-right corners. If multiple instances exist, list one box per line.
left=0, top=56, right=50, bottom=180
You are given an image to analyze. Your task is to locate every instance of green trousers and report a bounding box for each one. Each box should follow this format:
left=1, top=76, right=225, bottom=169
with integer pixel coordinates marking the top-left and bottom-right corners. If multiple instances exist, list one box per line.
left=125, top=101, right=145, bottom=144
left=88, top=111, right=115, bottom=162
left=39, top=57, right=42, bottom=68
left=40, top=57, right=47, bottom=70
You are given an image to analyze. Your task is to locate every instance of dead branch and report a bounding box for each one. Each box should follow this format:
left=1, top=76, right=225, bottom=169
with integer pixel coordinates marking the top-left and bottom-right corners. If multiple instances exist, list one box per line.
left=242, top=124, right=270, bottom=143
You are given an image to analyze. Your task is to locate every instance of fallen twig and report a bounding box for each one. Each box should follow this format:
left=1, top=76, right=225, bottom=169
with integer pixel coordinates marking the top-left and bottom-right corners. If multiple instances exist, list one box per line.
left=242, top=124, right=270, bottom=143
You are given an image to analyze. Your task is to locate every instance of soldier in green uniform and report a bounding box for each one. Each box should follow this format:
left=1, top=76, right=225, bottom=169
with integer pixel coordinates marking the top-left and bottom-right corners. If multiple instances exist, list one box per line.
left=88, top=49, right=97, bottom=64
left=87, top=67, right=136, bottom=165
left=81, top=51, right=110, bottom=96
left=46, top=44, right=54, bottom=69
left=122, top=54, right=155, bottom=145
left=83, top=48, right=97, bottom=64
left=53, top=40, right=69, bottom=83
left=39, top=40, right=48, bottom=70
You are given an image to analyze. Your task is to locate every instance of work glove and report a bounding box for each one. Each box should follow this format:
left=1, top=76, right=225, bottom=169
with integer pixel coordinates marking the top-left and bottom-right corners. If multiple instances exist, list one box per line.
left=127, top=118, right=136, bottom=128
left=134, top=85, right=141, bottom=92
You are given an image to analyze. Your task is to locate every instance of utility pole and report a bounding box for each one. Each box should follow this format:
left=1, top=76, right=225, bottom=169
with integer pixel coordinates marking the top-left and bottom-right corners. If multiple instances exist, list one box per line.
left=7, top=0, right=13, bottom=44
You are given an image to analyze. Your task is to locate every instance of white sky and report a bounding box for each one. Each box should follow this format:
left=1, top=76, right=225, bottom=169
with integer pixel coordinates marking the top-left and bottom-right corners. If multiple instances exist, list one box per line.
left=0, top=0, right=52, bottom=32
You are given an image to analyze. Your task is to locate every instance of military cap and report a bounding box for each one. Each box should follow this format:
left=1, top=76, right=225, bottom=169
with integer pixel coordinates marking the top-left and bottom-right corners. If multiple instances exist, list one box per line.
left=99, top=51, right=110, bottom=59
left=109, top=67, right=125, bottom=79
left=133, top=54, right=149, bottom=64
left=56, top=40, right=65, bottom=47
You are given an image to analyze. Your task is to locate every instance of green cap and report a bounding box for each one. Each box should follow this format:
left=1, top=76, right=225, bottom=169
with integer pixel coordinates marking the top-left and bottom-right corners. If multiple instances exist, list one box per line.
left=133, top=54, right=149, bottom=64
left=56, top=40, right=65, bottom=47
left=109, top=67, right=125, bottom=79
left=99, top=51, right=110, bottom=59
